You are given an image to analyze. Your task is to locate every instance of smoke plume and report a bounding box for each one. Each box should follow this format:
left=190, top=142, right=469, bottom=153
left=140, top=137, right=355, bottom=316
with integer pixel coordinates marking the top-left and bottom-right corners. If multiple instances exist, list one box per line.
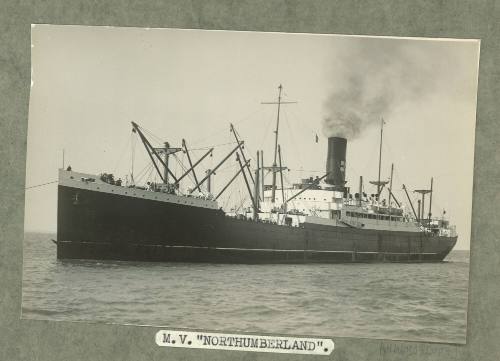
left=322, top=38, right=438, bottom=139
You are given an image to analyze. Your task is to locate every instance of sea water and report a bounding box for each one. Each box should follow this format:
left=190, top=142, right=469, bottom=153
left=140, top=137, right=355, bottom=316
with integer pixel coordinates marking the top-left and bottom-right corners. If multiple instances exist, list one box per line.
left=21, top=232, right=469, bottom=344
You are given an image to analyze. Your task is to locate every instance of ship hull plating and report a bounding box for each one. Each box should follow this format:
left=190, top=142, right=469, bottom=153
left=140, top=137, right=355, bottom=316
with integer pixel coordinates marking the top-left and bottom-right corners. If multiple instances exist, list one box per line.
left=57, top=185, right=457, bottom=263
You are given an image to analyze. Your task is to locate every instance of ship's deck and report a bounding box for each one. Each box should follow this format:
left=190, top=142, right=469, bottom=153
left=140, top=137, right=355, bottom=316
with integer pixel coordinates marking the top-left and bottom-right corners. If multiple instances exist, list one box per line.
left=58, top=169, right=219, bottom=210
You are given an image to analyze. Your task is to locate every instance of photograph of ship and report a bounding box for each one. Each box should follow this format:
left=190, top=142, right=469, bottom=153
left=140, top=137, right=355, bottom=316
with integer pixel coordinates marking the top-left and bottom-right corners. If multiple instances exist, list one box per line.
left=23, top=25, right=479, bottom=344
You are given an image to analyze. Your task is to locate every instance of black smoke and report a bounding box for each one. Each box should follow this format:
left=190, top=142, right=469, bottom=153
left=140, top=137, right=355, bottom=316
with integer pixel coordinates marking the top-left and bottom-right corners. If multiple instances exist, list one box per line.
left=322, top=38, right=438, bottom=139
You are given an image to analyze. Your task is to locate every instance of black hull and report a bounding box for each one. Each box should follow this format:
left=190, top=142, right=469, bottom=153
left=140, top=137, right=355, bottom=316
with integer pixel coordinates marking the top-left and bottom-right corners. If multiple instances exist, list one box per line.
left=57, top=185, right=457, bottom=264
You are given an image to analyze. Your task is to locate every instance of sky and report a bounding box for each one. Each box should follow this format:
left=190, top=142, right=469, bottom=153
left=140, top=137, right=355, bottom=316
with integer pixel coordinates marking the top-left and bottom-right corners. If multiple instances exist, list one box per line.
left=26, top=25, right=479, bottom=249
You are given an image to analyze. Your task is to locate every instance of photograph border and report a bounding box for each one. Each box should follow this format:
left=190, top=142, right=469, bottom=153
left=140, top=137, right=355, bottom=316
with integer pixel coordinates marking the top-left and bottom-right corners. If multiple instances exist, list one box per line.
left=1, top=1, right=498, bottom=360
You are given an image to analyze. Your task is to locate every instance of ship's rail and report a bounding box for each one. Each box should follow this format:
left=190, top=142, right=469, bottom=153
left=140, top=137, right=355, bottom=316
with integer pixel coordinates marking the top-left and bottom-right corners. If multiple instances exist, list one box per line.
left=58, top=169, right=219, bottom=210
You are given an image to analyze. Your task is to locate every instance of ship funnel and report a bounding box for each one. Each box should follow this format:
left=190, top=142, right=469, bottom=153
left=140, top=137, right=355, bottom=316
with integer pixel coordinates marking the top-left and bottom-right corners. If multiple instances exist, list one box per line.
left=325, top=137, right=347, bottom=189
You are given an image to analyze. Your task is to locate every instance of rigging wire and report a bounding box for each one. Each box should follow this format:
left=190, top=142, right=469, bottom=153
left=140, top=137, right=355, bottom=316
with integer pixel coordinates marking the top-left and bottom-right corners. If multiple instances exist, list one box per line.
left=292, top=102, right=321, bottom=139
left=25, top=180, right=58, bottom=190
left=223, top=191, right=233, bottom=210
left=189, top=141, right=237, bottom=151
left=282, top=108, right=303, bottom=167
left=138, top=124, right=166, bottom=145
left=111, top=133, right=132, bottom=175
left=134, top=163, right=154, bottom=184
left=287, top=168, right=323, bottom=173
left=231, top=126, right=255, bottom=167
left=172, top=153, right=196, bottom=185
left=136, top=158, right=154, bottom=179
left=216, top=160, right=239, bottom=173
left=257, top=110, right=276, bottom=152
left=235, top=189, right=248, bottom=213
left=190, top=107, right=266, bottom=146
left=130, top=132, right=137, bottom=182
left=222, top=176, right=241, bottom=210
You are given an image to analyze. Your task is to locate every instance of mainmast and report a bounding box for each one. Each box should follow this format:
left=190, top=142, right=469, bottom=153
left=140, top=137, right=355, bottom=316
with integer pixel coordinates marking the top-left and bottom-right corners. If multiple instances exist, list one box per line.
left=261, top=84, right=295, bottom=203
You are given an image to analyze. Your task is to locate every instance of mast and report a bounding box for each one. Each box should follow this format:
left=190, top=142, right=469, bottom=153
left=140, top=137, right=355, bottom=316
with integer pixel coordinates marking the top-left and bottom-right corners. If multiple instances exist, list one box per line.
left=206, top=169, right=212, bottom=193
left=278, top=145, right=285, bottom=203
left=156, top=142, right=182, bottom=185
left=260, top=150, right=265, bottom=200
left=388, top=163, right=394, bottom=215
left=402, top=184, right=418, bottom=220
left=236, top=152, right=257, bottom=218
left=388, top=189, right=401, bottom=208
left=377, top=118, right=384, bottom=196
left=358, top=176, right=363, bottom=206
left=163, top=142, right=169, bottom=184
left=261, top=85, right=296, bottom=203
left=387, top=164, right=401, bottom=207
left=369, top=118, right=388, bottom=198
left=230, top=123, right=254, bottom=185
left=271, top=85, right=282, bottom=203
left=414, top=188, right=431, bottom=224
left=255, top=151, right=260, bottom=210
left=428, top=177, right=433, bottom=222
left=182, top=139, right=200, bottom=189
left=421, top=192, right=425, bottom=221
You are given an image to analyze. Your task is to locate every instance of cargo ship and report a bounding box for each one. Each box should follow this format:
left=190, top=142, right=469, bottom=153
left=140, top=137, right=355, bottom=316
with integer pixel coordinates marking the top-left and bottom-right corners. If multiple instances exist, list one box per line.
left=56, top=86, right=457, bottom=263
